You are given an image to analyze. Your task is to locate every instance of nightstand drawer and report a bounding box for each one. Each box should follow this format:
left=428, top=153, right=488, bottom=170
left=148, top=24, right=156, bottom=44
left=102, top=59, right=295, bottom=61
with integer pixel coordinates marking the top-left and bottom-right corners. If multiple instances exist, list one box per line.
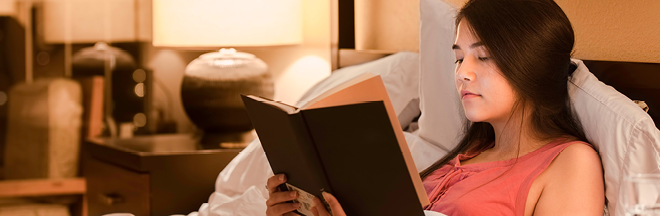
left=84, top=136, right=242, bottom=215
left=85, top=158, right=149, bottom=216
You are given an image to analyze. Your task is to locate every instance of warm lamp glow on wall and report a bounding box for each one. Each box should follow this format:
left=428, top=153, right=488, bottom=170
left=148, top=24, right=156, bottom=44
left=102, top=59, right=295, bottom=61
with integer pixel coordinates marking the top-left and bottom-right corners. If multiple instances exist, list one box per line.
left=152, top=0, right=302, bottom=148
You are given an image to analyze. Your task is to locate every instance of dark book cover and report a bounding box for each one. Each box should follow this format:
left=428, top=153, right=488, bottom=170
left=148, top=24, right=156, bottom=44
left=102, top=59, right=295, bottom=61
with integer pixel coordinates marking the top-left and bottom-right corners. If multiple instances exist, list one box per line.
left=302, top=101, right=425, bottom=216
left=242, top=95, right=333, bottom=215
left=243, top=94, right=425, bottom=216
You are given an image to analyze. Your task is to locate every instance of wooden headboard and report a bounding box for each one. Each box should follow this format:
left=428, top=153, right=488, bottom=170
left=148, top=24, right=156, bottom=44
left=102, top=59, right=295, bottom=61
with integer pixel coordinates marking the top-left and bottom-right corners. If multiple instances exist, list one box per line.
left=331, top=0, right=393, bottom=70
left=331, top=1, right=660, bottom=129
left=582, top=60, right=660, bottom=129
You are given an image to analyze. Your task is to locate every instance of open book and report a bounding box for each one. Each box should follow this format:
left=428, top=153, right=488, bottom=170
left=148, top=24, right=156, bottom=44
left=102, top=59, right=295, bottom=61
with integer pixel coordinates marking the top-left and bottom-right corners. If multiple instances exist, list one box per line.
left=242, top=73, right=428, bottom=216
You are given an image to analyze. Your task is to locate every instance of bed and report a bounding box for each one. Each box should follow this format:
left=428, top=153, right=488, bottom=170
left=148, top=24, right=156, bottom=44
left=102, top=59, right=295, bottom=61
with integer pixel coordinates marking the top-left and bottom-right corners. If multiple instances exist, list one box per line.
left=191, top=0, right=660, bottom=216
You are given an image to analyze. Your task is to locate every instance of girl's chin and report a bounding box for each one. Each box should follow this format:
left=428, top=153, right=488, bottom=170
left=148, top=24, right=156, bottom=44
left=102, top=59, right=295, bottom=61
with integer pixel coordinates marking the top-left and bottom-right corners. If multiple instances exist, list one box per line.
left=466, top=117, right=487, bottom=123
left=464, top=112, right=488, bottom=123
left=462, top=105, right=491, bottom=122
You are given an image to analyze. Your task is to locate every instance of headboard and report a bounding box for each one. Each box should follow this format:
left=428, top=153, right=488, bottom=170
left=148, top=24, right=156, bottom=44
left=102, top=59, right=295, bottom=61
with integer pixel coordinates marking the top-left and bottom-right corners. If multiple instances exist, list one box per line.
left=331, top=0, right=393, bottom=70
left=582, top=60, right=660, bottom=129
left=331, top=0, right=660, bottom=129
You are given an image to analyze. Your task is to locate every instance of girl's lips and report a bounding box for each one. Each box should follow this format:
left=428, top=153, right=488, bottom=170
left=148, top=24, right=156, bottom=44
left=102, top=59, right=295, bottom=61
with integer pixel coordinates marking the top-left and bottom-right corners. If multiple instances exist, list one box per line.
left=460, top=90, right=481, bottom=99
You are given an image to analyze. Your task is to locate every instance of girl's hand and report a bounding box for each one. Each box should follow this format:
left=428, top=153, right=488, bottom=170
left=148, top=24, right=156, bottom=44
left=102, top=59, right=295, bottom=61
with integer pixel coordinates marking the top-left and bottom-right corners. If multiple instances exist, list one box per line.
left=266, top=174, right=300, bottom=216
left=311, top=192, right=347, bottom=216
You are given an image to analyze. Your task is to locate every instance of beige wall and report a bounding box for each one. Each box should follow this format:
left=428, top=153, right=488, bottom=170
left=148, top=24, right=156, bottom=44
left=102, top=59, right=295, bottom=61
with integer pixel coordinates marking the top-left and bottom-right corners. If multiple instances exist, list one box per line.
left=556, top=0, right=660, bottom=63
left=355, top=0, right=419, bottom=52
left=366, top=0, right=660, bottom=63
left=443, top=0, right=464, bottom=8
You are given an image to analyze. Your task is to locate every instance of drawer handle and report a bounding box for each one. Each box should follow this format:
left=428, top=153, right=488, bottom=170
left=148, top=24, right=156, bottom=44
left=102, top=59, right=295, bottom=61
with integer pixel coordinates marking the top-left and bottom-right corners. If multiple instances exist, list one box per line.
left=99, top=193, right=125, bottom=205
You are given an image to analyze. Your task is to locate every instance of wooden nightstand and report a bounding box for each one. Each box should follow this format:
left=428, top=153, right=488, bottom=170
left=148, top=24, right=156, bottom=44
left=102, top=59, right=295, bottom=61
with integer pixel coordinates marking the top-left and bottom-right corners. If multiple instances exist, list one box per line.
left=83, top=134, right=241, bottom=216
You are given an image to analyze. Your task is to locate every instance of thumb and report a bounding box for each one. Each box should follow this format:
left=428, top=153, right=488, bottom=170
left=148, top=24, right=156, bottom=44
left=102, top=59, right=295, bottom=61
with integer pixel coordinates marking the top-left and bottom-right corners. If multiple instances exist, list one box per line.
left=322, top=192, right=346, bottom=216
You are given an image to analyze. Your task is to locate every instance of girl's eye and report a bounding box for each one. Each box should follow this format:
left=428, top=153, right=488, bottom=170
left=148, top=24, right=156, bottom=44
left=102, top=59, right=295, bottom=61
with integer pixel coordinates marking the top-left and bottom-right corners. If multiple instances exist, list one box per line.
left=454, top=59, right=464, bottom=64
left=478, top=57, right=489, bottom=61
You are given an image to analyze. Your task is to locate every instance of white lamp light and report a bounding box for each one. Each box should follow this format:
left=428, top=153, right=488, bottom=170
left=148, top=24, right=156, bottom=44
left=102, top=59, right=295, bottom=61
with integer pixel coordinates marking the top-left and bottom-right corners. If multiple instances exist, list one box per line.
left=42, top=0, right=141, bottom=43
left=153, top=0, right=302, bottom=47
left=152, top=0, right=302, bottom=148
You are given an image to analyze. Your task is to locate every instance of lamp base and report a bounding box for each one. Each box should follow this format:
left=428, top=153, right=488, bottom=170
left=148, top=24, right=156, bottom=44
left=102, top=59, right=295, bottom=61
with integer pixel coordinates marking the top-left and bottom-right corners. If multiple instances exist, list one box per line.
left=181, top=48, right=273, bottom=148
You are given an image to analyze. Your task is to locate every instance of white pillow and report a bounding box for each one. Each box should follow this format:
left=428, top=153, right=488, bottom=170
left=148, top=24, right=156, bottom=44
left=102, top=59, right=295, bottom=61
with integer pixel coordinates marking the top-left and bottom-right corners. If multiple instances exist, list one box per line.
left=569, top=59, right=660, bottom=216
left=297, top=52, right=421, bottom=129
left=417, top=0, right=463, bottom=154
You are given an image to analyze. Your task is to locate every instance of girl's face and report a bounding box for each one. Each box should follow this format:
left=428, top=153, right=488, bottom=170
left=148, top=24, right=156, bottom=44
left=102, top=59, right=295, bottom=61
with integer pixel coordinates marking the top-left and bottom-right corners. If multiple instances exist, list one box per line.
left=454, top=21, right=518, bottom=124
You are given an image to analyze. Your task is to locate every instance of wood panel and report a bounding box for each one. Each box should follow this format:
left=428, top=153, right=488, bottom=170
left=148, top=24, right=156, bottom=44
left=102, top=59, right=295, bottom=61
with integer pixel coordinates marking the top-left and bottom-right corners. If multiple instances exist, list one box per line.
left=583, top=60, right=660, bottom=129
left=85, top=157, right=149, bottom=216
left=0, top=178, right=85, bottom=197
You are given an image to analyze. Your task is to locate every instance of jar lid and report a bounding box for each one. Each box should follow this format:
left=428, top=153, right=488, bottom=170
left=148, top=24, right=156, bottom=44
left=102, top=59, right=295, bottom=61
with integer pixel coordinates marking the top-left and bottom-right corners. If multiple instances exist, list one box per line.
left=185, top=48, right=268, bottom=80
left=197, top=48, right=255, bottom=60
left=72, top=42, right=136, bottom=70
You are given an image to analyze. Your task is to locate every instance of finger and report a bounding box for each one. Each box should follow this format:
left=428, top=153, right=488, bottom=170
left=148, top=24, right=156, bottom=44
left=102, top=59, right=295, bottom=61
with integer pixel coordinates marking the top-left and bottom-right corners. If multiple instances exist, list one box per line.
left=313, top=197, right=330, bottom=216
left=266, top=191, right=298, bottom=207
left=266, top=174, right=287, bottom=194
left=311, top=206, right=319, bottom=216
left=323, top=192, right=347, bottom=216
left=266, top=202, right=300, bottom=216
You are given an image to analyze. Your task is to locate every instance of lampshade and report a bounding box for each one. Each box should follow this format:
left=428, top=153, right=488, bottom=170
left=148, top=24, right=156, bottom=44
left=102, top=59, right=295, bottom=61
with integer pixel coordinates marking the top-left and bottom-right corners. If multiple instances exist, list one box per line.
left=42, top=0, right=147, bottom=43
left=152, top=0, right=302, bottom=47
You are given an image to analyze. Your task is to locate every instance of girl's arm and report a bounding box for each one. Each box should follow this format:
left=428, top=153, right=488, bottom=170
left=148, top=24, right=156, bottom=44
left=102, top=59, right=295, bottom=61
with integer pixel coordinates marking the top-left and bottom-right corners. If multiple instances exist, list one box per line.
left=532, top=144, right=605, bottom=216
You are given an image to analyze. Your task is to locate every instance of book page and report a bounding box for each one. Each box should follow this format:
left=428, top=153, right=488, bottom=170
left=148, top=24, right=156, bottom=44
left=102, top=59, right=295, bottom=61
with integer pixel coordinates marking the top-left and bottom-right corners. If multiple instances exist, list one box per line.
left=303, top=74, right=430, bottom=207
left=300, top=73, right=377, bottom=110
left=246, top=95, right=298, bottom=114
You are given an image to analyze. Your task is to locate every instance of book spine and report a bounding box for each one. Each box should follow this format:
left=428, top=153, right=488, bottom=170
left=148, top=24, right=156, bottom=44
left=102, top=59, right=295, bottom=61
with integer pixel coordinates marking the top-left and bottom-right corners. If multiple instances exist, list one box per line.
left=289, top=113, right=334, bottom=195
left=285, top=113, right=334, bottom=215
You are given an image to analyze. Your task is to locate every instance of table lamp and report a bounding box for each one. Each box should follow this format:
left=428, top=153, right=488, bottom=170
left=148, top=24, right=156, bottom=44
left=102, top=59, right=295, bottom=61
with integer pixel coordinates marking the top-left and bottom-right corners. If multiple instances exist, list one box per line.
left=152, top=0, right=302, bottom=148
left=42, top=0, right=152, bottom=137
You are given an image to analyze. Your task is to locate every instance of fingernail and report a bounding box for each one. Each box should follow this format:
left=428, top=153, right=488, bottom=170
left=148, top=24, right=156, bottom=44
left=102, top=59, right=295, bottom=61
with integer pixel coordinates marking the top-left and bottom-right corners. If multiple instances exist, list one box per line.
left=322, top=192, right=331, bottom=201
left=279, top=175, right=284, bottom=181
left=294, top=202, right=301, bottom=208
left=290, top=191, right=297, bottom=197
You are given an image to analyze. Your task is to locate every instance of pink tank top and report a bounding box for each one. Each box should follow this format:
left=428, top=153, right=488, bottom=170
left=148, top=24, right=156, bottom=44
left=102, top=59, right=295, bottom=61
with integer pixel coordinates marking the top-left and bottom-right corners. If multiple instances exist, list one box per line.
left=422, top=138, right=591, bottom=216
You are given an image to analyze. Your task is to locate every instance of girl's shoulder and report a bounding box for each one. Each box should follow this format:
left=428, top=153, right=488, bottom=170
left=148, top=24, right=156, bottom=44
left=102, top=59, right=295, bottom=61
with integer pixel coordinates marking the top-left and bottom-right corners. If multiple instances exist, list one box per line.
left=541, top=136, right=599, bottom=172
left=531, top=139, right=604, bottom=215
left=549, top=136, right=596, bottom=155
left=551, top=139, right=600, bottom=174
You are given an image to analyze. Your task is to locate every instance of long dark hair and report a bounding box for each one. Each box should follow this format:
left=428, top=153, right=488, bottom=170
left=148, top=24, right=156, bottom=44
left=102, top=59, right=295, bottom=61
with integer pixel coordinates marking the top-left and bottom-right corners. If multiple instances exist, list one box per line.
left=420, top=0, right=588, bottom=179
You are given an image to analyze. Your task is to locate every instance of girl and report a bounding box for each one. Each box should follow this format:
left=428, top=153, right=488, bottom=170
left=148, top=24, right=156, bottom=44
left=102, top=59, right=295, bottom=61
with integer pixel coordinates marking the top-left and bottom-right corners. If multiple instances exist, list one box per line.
left=266, top=0, right=604, bottom=215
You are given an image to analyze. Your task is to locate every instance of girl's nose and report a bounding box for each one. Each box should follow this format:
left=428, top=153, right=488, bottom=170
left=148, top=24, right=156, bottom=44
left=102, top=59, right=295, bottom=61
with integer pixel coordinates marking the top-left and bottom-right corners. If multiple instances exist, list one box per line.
left=456, top=60, right=476, bottom=83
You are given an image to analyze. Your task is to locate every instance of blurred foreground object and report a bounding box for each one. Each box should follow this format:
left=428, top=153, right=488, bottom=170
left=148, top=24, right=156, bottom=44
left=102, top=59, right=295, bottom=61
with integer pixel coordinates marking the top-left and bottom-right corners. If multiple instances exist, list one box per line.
left=4, top=78, right=82, bottom=179
left=0, top=203, right=70, bottom=216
